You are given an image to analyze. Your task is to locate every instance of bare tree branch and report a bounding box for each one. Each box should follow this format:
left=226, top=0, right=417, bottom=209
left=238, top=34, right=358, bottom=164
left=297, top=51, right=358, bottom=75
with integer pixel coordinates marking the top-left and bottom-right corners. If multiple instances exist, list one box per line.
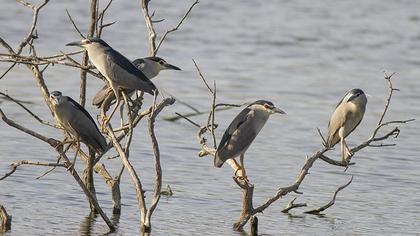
left=15, top=0, right=50, bottom=55
left=154, top=0, right=199, bottom=54
left=0, top=63, right=16, bottom=80
left=0, top=204, right=12, bottom=231
left=305, top=176, right=353, bottom=214
left=97, top=0, right=115, bottom=36
left=0, top=160, right=66, bottom=181
left=105, top=125, right=147, bottom=229
left=79, top=0, right=98, bottom=107
left=145, top=97, right=176, bottom=228
left=0, top=108, right=58, bottom=145
left=65, top=9, right=85, bottom=39
left=281, top=197, right=307, bottom=213
left=0, top=92, right=58, bottom=128
left=140, top=0, right=157, bottom=56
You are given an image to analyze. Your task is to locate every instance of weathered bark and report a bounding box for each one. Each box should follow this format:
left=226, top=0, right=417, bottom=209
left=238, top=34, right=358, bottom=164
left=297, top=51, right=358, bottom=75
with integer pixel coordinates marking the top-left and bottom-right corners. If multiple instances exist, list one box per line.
left=79, top=0, right=98, bottom=106
left=250, top=216, right=258, bottom=236
left=82, top=148, right=98, bottom=214
left=0, top=204, right=12, bottom=231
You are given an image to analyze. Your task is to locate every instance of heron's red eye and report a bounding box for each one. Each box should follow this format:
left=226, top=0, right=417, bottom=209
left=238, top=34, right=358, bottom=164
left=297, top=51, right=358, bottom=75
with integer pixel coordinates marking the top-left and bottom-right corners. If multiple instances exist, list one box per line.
left=264, top=104, right=270, bottom=109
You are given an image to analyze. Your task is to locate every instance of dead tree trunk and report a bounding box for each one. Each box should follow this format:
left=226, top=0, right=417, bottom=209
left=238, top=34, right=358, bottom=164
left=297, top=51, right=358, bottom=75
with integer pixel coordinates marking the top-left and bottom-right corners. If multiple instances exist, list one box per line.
left=82, top=148, right=98, bottom=214
left=0, top=204, right=12, bottom=231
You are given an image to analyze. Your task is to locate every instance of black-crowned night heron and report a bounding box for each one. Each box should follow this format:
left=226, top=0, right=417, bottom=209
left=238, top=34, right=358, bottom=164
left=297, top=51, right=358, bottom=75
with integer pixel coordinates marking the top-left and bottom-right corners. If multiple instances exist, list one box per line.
left=214, top=100, right=285, bottom=178
left=50, top=91, right=107, bottom=154
left=92, top=56, right=181, bottom=109
left=326, top=88, right=367, bottom=162
left=66, top=37, right=158, bottom=126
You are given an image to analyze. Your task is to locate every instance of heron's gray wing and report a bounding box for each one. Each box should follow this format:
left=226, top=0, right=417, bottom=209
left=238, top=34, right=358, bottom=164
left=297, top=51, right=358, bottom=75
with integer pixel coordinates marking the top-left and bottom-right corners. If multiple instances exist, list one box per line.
left=67, top=97, right=106, bottom=151
left=326, top=104, right=347, bottom=147
left=68, top=97, right=101, bottom=134
left=217, top=107, right=251, bottom=152
left=216, top=107, right=257, bottom=162
left=104, top=51, right=156, bottom=94
left=92, top=85, right=111, bottom=107
left=104, top=48, right=150, bottom=83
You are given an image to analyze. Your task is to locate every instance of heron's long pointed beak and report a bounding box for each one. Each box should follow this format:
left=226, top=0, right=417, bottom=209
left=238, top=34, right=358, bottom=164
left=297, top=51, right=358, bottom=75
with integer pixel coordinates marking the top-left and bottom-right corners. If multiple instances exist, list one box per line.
left=164, top=63, right=182, bottom=71
left=273, top=107, right=286, bottom=114
left=66, top=41, right=83, bottom=47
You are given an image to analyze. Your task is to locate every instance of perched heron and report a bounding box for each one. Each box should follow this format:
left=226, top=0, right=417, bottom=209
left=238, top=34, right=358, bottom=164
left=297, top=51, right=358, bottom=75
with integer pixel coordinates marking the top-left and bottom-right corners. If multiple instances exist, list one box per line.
left=92, top=56, right=181, bottom=109
left=50, top=91, right=107, bottom=154
left=66, top=37, right=158, bottom=126
left=326, top=88, right=367, bottom=163
left=214, top=100, right=285, bottom=178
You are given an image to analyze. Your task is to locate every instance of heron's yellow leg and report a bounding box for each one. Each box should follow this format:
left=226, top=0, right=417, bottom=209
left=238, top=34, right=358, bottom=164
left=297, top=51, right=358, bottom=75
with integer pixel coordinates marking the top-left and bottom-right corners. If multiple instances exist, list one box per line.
left=102, top=82, right=120, bottom=129
left=238, top=154, right=249, bottom=182
left=340, top=137, right=346, bottom=163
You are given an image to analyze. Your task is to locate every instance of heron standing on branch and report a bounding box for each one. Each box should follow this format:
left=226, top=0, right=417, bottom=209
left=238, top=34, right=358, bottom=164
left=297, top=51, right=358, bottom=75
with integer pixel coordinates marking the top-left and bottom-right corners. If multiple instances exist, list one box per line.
left=50, top=91, right=107, bottom=154
left=66, top=37, right=158, bottom=127
left=214, top=100, right=285, bottom=179
left=92, top=56, right=181, bottom=110
left=326, top=88, right=367, bottom=163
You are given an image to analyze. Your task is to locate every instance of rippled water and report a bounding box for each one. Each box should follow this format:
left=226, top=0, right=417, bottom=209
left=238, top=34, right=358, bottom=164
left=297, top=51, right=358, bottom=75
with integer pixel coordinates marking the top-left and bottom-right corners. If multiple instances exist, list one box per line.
left=1, top=0, right=419, bottom=235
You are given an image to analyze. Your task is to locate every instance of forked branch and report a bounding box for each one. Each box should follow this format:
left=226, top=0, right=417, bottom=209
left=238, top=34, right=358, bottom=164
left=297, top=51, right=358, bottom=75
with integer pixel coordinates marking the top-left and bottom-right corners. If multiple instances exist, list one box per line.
left=305, top=176, right=353, bottom=214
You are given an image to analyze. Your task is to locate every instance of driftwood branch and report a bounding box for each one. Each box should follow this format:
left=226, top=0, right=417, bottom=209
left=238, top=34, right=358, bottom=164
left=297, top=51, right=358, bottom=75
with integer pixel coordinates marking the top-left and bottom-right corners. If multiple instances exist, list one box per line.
left=105, top=125, right=147, bottom=229
left=141, top=0, right=198, bottom=56
left=154, top=0, right=199, bottom=54
left=165, top=103, right=244, bottom=122
left=65, top=9, right=85, bottom=38
left=145, top=97, right=176, bottom=229
left=281, top=197, right=307, bottom=213
left=140, top=0, right=157, bottom=56
left=0, top=92, right=58, bottom=128
left=97, top=0, right=115, bottom=36
left=0, top=204, right=12, bottom=232
left=79, top=0, right=98, bottom=107
left=0, top=160, right=66, bottom=181
left=305, top=176, right=353, bottom=214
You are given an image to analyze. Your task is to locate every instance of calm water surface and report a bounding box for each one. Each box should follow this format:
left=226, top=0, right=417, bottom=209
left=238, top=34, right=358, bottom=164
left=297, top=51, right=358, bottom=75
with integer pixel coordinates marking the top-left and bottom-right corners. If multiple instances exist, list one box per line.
left=1, top=0, right=419, bottom=235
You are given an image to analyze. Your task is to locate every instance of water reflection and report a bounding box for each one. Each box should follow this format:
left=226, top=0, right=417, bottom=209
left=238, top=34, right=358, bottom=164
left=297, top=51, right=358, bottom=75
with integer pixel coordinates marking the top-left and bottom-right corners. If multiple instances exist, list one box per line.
left=80, top=213, right=121, bottom=236
left=79, top=213, right=97, bottom=236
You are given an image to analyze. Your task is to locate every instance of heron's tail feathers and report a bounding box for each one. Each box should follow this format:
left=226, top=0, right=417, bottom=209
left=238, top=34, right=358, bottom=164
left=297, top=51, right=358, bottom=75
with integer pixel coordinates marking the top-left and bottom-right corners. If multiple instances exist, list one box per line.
left=92, top=85, right=111, bottom=107
left=96, top=135, right=108, bottom=153
left=214, top=153, right=225, bottom=168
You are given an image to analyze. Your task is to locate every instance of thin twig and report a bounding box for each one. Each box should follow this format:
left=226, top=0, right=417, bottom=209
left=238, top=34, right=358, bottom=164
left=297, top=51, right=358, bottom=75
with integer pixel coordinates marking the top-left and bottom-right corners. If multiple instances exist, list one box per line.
left=97, top=0, right=114, bottom=36
left=65, top=9, right=85, bottom=38
left=154, top=0, right=199, bottom=54
left=192, top=59, right=212, bottom=93
left=0, top=92, right=58, bottom=128
left=281, top=197, right=307, bottom=213
left=141, top=0, right=157, bottom=56
left=0, top=63, right=16, bottom=80
left=175, top=112, right=200, bottom=127
left=0, top=161, right=66, bottom=181
left=305, top=176, right=354, bottom=214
